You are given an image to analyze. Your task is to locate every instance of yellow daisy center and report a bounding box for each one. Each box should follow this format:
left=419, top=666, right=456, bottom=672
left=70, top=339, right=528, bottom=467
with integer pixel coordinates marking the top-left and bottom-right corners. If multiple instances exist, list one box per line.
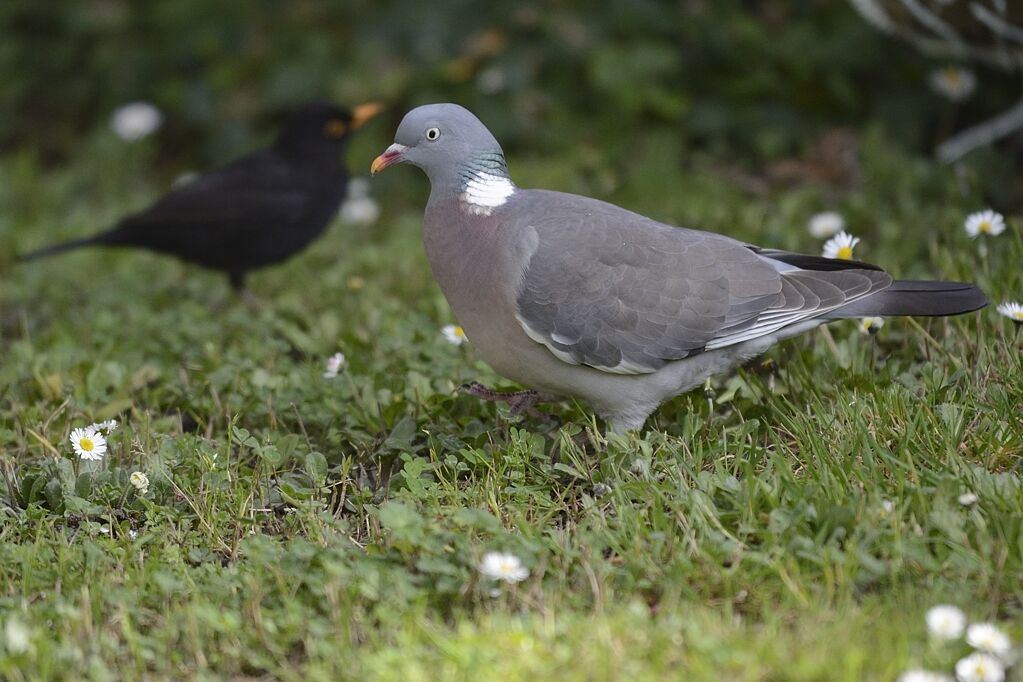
left=944, top=69, right=961, bottom=86
left=836, top=246, right=853, bottom=260
left=978, top=220, right=991, bottom=233
left=1012, top=311, right=1023, bottom=321
left=80, top=437, right=95, bottom=452
left=454, top=325, right=466, bottom=339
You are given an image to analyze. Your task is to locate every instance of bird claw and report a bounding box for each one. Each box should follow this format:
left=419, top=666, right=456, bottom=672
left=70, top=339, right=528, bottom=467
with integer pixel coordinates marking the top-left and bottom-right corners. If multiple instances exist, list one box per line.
left=459, top=382, right=556, bottom=420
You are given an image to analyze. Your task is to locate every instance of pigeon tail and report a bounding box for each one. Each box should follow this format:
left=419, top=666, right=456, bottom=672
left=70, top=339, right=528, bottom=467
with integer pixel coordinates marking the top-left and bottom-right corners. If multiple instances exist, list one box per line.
left=825, top=280, right=988, bottom=318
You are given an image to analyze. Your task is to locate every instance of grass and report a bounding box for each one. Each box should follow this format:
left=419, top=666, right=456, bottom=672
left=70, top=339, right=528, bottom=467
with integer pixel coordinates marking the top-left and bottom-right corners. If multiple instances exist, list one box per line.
left=0, top=125, right=1021, bottom=680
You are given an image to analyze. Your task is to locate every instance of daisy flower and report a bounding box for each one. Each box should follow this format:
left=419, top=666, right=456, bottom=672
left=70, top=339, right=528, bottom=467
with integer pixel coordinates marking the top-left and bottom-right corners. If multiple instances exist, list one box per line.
left=323, top=352, right=346, bottom=379
left=926, top=605, right=967, bottom=640
left=955, top=652, right=1005, bottom=682
left=996, top=302, right=1023, bottom=325
left=966, top=623, right=1012, bottom=658
left=92, top=419, right=118, bottom=434
left=110, top=102, right=163, bottom=142
left=859, top=317, right=884, bottom=335
left=808, top=211, right=845, bottom=239
left=339, top=178, right=381, bottom=226
left=476, top=66, right=507, bottom=94
left=822, top=231, right=860, bottom=260
left=442, top=324, right=468, bottom=346
left=4, top=619, right=31, bottom=655
left=958, top=492, right=978, bottom=506
left=897, top=671, right=953, bottom=682
left=964, top=210, right=1006, bottom=238
left=929, top=66, right=977, bottom=101
left=478, top=551, right=529, bottom=584
left=129, top=471, right=150, bottom=495
left=70, top=427, right=107, bottom=461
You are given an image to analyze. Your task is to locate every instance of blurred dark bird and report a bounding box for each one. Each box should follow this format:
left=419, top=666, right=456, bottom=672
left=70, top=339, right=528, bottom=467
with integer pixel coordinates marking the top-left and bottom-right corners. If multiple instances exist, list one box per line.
left=19, top=100, right=384, bottom=291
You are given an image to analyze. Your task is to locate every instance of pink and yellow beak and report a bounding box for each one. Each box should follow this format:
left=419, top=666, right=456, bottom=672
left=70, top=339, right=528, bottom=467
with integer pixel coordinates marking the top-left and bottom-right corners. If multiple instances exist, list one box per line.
left=371, top=143, right=408, bottom=175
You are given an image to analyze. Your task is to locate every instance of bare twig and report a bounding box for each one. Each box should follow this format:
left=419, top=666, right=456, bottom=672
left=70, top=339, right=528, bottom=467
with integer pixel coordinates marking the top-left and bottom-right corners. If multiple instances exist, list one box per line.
left=938, top=93, right=1023, bottom=162
left=971, top=3, right=1023, bottom=46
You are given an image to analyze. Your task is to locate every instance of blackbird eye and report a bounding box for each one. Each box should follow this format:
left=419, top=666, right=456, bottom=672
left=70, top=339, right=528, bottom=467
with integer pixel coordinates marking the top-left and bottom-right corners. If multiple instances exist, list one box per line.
left=324, top=119, right=347, bottom=138
left=425, top=127, right=441, bottom=141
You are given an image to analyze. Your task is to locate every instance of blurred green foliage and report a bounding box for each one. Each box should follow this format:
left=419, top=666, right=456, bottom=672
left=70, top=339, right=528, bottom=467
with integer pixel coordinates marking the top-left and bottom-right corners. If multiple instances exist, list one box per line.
left=2, top=0, right=1019, bottom=172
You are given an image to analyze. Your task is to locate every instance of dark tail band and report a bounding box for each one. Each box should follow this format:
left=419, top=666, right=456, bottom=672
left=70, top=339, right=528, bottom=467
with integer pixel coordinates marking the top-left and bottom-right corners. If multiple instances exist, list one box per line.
left=828, top=280, right=988, bottom=318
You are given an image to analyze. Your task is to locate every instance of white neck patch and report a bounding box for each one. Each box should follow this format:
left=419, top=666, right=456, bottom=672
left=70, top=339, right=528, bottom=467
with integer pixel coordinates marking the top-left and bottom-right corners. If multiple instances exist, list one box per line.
left=460, top=172, right=515, bottom=216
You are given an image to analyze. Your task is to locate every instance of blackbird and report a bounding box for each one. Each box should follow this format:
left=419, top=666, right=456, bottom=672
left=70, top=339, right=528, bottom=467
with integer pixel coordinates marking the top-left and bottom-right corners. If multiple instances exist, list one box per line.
left=19, top=100, right=384, bottom=291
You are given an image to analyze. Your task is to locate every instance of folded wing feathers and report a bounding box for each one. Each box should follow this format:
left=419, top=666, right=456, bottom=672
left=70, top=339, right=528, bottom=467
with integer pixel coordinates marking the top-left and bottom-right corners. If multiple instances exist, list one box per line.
left=704, top=268, right=890, bottom=349
left=513, top=195, right=894, bottom=375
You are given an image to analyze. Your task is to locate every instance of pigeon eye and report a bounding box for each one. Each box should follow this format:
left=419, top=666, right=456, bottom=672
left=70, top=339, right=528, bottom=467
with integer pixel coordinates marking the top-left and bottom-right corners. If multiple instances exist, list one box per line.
left=425, top=127, right=441, bottom=141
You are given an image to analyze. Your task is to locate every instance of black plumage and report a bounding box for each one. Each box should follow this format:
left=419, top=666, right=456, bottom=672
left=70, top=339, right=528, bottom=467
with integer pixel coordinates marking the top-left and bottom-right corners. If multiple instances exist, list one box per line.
left=19, top=100, right=383, bottom=291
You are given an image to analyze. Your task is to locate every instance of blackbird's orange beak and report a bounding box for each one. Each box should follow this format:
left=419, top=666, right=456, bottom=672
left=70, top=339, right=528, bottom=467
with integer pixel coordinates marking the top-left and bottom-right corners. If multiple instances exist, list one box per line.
left=350, top=102, right=385, bottom=131
left=371, top=143, right=407, bottom=174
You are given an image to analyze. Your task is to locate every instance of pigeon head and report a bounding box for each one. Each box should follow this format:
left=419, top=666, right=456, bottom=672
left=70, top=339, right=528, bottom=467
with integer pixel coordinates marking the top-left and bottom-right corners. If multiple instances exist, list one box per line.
left=371, top=104, right=511, bottom=196
left=275, top=100, right=384, bottom=159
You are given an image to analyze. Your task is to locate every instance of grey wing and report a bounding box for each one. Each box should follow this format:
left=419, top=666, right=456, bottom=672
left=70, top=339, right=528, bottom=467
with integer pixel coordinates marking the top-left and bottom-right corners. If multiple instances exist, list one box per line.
left=513, top=195, right=891, bottom=375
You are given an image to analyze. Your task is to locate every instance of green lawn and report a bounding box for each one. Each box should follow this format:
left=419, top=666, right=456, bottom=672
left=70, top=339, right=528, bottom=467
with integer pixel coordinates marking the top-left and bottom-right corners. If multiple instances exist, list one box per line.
left=0, top=129, right=1020, bottom=680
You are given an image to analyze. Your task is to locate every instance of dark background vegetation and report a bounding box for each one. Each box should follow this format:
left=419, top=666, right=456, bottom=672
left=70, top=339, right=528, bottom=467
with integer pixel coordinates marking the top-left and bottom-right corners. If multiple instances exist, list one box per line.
left=1, top=0, right=1019, bottom=197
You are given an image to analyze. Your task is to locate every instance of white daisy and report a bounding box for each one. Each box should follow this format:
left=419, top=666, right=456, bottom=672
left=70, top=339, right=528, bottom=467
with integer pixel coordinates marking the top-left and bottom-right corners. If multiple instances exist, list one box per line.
left=70, top=427, right=107, bottom=461
left=442, top=324, right=468, bottom=346
left=897, top=670, right=953, bottom=682
left=964, top=210, right=1006, bottom=238
left=966, top=623, right=1012, bottom=658
left=859, top=317, right=885, bottom=335
left=958, top=492, right=978, bottom=506
left=955, top=652, right=1005, bottom=682
left=996, top=302, right=1023, bottom=324
left=323, top=352, right=346, bottom=379
left=129, top=471, right=150, bottom=495
left=822, top=231, right=860, bottom=260
left=92, top=419, right=118, bottom=434
left=808, top=211, right=845, bottom=239
left=4, top=619, right=31, bottom=654
left=110, top=102, right=163, bottom=142
left=930, top=66, right=977, bottom=101
left=926, top=604, right=967, bottom=640
left=476, top=66, right=507, bottom=94
left=339, top=178, right=380, bottom=226
left=478, top=551, right=529, bottom=584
